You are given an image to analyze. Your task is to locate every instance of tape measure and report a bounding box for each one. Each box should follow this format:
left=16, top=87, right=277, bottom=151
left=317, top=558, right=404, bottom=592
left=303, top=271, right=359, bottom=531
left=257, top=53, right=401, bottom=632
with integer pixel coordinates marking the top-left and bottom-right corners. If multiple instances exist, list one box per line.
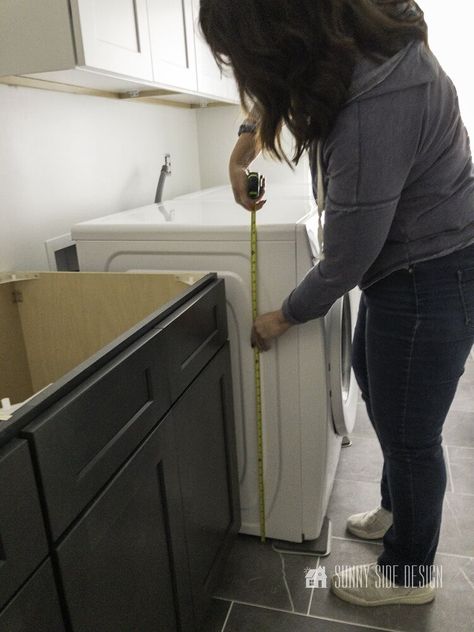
left=248, top=171, right=266, bottom=542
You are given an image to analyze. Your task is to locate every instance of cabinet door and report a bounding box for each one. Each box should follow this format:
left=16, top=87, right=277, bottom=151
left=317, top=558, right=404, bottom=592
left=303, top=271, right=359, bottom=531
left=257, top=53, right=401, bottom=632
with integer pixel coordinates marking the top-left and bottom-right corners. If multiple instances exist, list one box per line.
left=174, top=343, right=240, bottom=626
left=23, top=326, right=171, bottom=541
left=0, top=560, right=65, bottom=632
left=0, top=440, right=48, bottom=609
left=147, top=0, right=197, bottom=90
left=191, top=0, right=238, bottom=100
left=71, top=0, right=153, bottom=80
left=56, top=411, right=194, bottom=632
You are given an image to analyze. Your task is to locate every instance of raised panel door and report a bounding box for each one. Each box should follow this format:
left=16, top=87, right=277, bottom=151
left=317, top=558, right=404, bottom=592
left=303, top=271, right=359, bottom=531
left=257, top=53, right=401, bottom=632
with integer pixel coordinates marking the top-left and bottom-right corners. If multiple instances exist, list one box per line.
left=147, top=0, right=197, bottom=90
left=72, top=0, right=153, bottom=80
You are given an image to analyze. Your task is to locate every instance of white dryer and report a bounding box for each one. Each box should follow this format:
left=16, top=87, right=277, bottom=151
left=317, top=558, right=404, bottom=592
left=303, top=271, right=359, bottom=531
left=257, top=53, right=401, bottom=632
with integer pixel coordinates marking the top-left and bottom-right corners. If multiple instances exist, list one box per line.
left=71, top=184, right=359, bottom=547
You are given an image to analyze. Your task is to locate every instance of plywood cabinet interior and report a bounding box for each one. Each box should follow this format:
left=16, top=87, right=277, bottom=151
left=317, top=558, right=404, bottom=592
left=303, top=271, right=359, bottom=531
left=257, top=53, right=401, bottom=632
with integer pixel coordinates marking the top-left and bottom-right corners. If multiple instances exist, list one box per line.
left=0, top=272, right=203, bottom=403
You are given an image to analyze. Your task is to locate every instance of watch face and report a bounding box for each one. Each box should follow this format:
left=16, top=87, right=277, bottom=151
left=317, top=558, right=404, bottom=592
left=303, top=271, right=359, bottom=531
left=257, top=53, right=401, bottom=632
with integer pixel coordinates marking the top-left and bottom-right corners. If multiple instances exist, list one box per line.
left=238, top=123, right=257, bottom=136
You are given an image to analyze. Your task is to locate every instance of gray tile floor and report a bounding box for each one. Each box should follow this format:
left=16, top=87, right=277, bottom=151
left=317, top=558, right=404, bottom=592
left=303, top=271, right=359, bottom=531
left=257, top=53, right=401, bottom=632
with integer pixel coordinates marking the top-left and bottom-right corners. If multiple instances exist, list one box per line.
left=202, top=353, right=474, bottom=631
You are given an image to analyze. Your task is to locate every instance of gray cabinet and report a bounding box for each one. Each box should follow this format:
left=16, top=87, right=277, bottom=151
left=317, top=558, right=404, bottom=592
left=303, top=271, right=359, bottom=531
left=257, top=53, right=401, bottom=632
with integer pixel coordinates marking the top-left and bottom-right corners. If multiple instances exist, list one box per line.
left=0, top=440, right=48, bottom=609
left=0, top=272, right=239, bottom=631
left=0, top=560, right=65, bottom=632
left=174, top=344, right=240, bottom=628
left=56, top=410, right=192, bottom=632
left=22, top=326, right=172, bottom=540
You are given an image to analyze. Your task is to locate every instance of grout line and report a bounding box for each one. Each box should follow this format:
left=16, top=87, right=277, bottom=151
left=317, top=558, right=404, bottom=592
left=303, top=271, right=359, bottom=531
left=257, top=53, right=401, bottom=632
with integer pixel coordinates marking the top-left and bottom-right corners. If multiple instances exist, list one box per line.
left=445, top=444, right=456, bottom=493
left=444, top=494, right=463, bottom=538
left=331, top=535, right=474, bottom=560
left=436, top=550, right=474, bottom=561
left=306, top=556, right=319, bottom=616
left=306, top=612, right=409, bottom=632
left=444, top=444, right=474, bottom=451
left=220, top=600, right=234, bottom=632
left=334, top=477, right=382, bottom=483
left=307, top=586, right=315, bottom=617
left=277, top=551, right=295, bottom=612
left=216, top=597, right=412, bottom=632
left=332, top=535, right=383, bottom=547
left=460, top=568, right=474, bottom=594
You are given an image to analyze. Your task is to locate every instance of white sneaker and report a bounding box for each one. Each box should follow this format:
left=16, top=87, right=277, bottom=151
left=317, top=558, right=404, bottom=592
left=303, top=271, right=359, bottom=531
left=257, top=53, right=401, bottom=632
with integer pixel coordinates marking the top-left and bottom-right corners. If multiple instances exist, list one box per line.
left=346, top=506, right=393, bottom=540
left=331, top=563, right=435, bottom=606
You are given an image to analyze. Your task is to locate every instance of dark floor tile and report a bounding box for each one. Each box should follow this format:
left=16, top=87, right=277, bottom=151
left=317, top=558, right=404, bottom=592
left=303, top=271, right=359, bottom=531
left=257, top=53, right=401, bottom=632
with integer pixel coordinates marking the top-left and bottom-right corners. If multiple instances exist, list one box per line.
left=446, top=446, right=474, bottom=495
left=225, top=602, right=385, bottom=632
left=438, top=492, right=474, bottom=557
left=351, top=403, right=377, bottom=438
left=308, top=538, right=474, bottom=632
left=450, top=369, right=474, bottom=413
left=448, top=446, right=474, bottom=461
left=200, top=599, right=231, bottom=632
left=442, top=410, right=474, bottom=448
left=443, top=444, right=454, bottom=493
left=336, top=436, right=384, bottom=483
left=327, top=479, right=383, bottom=539
left=213, top=534, right=315, bottom=614
left=328, top=476, right=473, bottom=557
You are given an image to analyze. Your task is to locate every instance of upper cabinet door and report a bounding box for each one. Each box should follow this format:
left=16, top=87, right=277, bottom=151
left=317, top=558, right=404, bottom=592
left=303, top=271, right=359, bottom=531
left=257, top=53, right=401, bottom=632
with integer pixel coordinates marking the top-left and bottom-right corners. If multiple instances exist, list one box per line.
left=71, top=0, right=153, bottom=80
left=147, top=0, right=197, bottom=91
left=191, top=0, right=238, bottom=101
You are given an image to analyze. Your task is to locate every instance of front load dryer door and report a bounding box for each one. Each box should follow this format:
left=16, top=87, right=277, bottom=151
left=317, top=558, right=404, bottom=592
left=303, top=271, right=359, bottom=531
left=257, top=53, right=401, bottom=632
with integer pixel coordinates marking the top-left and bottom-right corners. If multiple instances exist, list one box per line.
left=326, top=290, right=360, bottom=435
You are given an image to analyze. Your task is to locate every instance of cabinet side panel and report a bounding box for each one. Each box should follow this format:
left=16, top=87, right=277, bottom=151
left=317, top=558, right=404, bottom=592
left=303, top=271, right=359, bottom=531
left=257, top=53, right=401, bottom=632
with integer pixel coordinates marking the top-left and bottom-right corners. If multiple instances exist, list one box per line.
left=0, top=285, right=33, bottom=402
left=0, top=1, right=75, bottom=76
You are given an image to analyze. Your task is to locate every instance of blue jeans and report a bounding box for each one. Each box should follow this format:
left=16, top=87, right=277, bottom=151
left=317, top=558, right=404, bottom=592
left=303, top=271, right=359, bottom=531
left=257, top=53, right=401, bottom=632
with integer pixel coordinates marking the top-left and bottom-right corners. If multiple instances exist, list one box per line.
left=352, top=243, right=474, bottom=587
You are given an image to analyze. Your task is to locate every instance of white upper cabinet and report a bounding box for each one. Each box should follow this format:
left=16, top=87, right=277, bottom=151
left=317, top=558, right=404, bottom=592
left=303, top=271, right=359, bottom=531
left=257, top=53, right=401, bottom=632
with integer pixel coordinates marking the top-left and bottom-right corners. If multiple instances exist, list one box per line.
left=147, top=0, right=197, bottom=91
left=191, top=0, right=238, bottom=100
left=71, top=0, right=153, bottom=80
left=0, top=0, right=239, bottom=102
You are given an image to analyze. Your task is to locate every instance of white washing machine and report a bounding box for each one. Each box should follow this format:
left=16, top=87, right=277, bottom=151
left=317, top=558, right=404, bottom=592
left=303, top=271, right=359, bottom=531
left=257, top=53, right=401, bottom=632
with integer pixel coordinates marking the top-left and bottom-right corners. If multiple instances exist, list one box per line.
left=71, top=184, right=360, bottom=547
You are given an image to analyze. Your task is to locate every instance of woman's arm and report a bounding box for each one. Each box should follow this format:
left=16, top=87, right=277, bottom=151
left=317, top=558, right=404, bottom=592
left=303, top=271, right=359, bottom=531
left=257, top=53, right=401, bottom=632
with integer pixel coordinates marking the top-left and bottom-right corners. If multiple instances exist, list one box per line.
left=281, top=87, right=424, bottom=324
left=229, top=108, right=266, bottom=211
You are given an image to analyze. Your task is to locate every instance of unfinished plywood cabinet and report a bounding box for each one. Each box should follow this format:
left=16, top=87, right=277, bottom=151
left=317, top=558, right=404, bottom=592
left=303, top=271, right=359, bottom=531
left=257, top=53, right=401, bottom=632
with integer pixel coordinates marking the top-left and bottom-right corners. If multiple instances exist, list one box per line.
left=0, top=271, right=240, bottom=631
left=0, top=271, right=203, bottom=402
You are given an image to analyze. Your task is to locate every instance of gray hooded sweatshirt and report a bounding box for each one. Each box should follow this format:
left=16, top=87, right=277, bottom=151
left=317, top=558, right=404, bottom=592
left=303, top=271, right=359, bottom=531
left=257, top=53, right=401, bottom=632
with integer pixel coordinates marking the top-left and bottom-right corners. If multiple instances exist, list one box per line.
left=281, top=39, right=474, bottom=324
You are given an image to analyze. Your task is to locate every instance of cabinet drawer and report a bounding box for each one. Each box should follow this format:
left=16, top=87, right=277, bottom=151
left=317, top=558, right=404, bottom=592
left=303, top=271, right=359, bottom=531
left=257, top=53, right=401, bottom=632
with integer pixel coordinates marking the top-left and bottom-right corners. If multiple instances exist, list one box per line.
left=0, top=439, right=48, bottom=608
left=160, top=279, right=227, bottom=400
left=22, top=327, right=171, bottom=540
left=0, top=559, right=65, bottom=632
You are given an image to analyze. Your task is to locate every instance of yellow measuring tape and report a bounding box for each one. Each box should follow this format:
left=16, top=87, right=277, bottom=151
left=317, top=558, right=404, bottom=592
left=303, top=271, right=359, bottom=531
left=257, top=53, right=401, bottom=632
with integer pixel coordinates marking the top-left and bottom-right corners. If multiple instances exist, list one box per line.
left=250, top=203, right=266, bottom=543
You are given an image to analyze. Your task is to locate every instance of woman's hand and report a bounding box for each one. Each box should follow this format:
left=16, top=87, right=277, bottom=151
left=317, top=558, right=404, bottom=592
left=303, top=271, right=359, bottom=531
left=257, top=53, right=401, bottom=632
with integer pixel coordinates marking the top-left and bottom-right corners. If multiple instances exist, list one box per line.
left=251, top=309, right=293, bottom=352
left=229, top=129, right=266, bottom=212
left=229, top=165, right=266, bottom=212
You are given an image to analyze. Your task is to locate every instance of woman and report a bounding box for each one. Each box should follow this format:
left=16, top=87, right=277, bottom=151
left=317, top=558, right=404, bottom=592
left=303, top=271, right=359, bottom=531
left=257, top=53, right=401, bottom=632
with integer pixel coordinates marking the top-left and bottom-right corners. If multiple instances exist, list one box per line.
left=199, top=0, right=474, bottom=606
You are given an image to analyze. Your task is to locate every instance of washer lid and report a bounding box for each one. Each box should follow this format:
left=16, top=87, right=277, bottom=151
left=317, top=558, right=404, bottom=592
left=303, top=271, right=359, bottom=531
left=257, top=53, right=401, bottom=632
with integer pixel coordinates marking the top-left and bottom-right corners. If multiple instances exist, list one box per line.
left=173, top=182, right=313, bottom=202
left=72, top=185, right=316, bottom=242
left=326, top=292, right=360, bottom=436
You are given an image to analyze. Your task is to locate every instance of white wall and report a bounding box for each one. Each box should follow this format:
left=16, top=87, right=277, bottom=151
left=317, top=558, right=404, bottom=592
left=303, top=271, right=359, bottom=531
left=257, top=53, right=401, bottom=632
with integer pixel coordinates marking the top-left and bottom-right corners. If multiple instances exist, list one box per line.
left=195, top=105, right=310, bottom=189
left=0, top=84, right=201, bottom=271
left=423, top=2, right=474, bottom=135
left=196, top=3, right=474, bottom=189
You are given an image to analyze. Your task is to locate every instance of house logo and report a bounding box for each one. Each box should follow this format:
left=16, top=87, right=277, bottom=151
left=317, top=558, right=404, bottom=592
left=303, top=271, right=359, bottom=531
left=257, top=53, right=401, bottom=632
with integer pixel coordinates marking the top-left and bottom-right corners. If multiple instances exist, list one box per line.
left=305, top=566, right=327, bottom=589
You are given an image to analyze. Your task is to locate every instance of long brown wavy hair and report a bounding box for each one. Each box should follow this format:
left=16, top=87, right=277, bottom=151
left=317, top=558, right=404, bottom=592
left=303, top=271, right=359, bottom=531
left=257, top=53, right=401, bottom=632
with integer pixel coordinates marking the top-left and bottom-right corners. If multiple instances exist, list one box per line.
left=199, top=0, right=428, bottom=164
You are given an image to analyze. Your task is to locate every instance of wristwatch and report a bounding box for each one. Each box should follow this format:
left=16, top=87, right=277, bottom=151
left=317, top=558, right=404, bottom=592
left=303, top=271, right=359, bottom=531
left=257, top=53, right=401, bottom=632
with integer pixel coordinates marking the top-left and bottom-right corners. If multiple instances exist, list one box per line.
left=238, top=121, right=257, bottom=136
